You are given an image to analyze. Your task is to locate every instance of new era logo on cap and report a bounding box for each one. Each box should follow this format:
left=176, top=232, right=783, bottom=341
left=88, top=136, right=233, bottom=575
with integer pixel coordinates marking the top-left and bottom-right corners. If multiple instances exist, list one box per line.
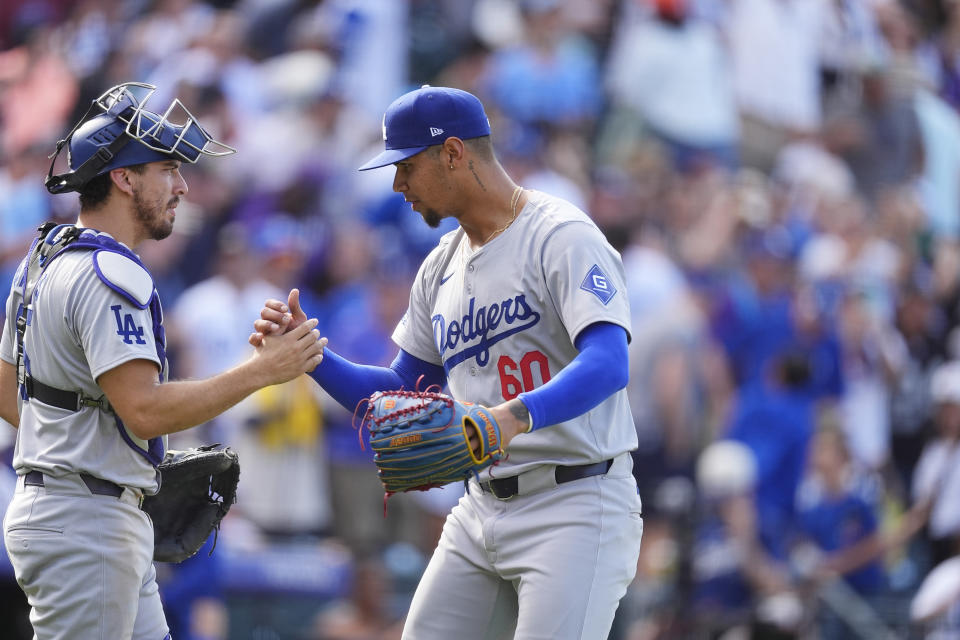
left=359, top=85, right=492, bottom=171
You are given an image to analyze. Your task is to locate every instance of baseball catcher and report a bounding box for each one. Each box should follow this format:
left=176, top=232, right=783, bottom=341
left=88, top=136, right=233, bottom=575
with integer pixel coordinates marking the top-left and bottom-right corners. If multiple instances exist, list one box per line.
left=360, top=390, right=504, bottom=495
left=142, top=444, right=240, bottom=563
left=0, top=81, right=324, bottom=638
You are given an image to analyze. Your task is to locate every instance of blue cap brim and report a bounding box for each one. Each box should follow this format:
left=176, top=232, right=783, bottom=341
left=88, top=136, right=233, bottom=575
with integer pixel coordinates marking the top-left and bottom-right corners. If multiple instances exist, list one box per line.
left=358, top=145, right=429, bottom=171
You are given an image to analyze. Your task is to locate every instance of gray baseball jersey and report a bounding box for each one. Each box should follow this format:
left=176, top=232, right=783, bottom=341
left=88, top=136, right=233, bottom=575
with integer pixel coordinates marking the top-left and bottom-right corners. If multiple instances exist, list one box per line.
left=0, top=236, right=165, bottom=491
left=393, top=189, right=638, bottom=476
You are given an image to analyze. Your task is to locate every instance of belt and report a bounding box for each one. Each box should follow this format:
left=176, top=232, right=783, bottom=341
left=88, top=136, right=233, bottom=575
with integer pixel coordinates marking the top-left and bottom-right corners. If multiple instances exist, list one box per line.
left=480, top=459, right=614, bottom=501
left=24, top=470, right=124, bottom=498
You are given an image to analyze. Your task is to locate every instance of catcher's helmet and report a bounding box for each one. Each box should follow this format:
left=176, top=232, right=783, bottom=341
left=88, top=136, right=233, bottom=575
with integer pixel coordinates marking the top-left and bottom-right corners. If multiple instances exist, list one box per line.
left=46, top=82, right=235, bottom=194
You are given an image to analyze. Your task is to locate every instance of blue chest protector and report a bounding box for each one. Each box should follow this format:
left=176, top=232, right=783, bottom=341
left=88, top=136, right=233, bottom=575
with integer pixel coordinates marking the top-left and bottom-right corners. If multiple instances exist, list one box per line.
left=14, top=223, right=166, bottom=466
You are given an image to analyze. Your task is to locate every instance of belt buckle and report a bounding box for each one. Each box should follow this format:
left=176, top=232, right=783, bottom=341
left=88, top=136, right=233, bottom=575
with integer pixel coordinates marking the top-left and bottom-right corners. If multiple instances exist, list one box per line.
left=488, top=480, right=516, bottom=502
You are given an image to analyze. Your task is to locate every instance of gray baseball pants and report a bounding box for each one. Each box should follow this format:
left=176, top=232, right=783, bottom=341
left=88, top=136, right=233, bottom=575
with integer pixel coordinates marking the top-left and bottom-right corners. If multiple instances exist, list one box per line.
left=402, top=453, right=644, bottom=640
left=4, top=472, right=169, bottom=639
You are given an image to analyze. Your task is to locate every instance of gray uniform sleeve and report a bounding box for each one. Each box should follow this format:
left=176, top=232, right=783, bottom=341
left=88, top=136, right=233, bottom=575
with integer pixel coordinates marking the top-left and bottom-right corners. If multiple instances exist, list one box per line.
left=540, top=221, right=632, bottom=345
left=392, top=256, right=444, bottom=366
left=0, top=258, right=27, bottom=365
left=69, top=269, right=160, bottom=380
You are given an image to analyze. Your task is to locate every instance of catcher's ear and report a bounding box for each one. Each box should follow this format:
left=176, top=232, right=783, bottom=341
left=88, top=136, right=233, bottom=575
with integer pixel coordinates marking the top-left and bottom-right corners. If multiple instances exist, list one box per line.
left=109, top=167, right=137, bottom=197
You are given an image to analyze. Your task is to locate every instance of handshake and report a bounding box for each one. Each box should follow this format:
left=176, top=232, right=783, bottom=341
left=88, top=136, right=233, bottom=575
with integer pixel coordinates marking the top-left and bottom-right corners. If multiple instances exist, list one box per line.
left=248, top=288, right=314, bottom=348
left=246, top=288, right=327, bottom=382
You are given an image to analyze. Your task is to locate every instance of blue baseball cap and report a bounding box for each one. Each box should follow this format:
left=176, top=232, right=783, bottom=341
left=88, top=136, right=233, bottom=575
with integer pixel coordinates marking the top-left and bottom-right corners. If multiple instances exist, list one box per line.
left=358, top=85, right=491, bottom=171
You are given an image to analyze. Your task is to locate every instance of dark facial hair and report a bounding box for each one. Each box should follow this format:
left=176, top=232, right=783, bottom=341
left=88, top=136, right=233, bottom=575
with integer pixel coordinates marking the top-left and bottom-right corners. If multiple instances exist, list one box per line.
left=133, top=187, right=175, bottom=241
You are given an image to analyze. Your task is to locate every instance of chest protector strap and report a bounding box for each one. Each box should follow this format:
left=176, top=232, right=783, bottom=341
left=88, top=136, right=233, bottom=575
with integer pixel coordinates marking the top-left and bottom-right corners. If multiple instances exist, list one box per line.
left=15, top=223, right=167, bottom=466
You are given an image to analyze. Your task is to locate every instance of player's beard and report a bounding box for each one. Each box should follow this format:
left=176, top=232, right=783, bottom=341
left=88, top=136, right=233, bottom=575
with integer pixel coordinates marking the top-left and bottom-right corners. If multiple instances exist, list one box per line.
left=419, top=165, right=451, bottom=228
left=132, top=187, right=175, bottom=241
left=421, top=207, right=443, bottom=229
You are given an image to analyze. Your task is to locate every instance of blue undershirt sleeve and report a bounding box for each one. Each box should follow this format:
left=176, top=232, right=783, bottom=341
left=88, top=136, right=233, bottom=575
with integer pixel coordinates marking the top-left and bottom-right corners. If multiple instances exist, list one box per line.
left=517, top=322, right=629, bottom=431
left=308, top=347, right=447, bottom=411
left=389, top=349, right=447, bottom=391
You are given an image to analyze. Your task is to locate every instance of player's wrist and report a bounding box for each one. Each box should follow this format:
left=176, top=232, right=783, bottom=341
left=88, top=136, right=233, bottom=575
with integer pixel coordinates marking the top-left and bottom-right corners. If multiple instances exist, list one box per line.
left=507, top=398, right=533, bottom=433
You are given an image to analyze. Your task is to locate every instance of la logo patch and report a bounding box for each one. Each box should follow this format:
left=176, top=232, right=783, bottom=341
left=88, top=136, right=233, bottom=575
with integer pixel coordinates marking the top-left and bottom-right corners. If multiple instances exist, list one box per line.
left=111, top=305, right=147, bottom=344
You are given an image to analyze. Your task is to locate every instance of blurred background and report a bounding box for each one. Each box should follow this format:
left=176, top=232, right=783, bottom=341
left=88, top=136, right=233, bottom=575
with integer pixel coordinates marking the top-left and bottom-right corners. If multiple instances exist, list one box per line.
left=2, top=0, right=960, bottom=638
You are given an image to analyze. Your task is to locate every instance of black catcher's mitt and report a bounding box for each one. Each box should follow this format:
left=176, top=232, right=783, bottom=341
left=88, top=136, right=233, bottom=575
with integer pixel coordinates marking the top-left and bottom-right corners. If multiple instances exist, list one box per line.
left=142, top=443, right=240, bottom=563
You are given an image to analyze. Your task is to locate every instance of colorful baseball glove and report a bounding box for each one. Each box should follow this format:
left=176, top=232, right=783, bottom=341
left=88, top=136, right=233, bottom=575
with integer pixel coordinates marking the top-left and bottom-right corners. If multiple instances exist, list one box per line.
left=361, top=390, right=504, bottom=494
left=142, top=443, right=240, bottom=563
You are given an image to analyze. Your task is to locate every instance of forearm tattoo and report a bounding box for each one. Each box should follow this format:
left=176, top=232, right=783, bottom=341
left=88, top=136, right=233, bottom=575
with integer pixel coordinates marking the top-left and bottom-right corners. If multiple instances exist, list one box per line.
left=508, top=399, right=529, bottom=424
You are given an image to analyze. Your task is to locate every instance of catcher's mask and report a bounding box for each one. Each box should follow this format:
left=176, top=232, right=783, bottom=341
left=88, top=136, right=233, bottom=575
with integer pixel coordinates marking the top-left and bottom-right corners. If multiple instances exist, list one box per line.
left=45, top=82, right=235, bottom=194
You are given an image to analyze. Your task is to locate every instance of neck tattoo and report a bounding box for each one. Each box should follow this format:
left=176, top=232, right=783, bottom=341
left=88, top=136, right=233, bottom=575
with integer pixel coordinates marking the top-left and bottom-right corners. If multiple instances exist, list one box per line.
left=483, top=185, right=523, bottom=245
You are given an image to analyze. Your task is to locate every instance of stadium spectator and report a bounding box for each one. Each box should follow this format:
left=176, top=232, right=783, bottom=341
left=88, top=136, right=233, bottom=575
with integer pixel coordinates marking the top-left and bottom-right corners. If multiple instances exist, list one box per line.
left=604, top=0, right=739, bottom=173
left=913, top=360, right=960, bottom=567
left=794, top=426, right=889, bottom=640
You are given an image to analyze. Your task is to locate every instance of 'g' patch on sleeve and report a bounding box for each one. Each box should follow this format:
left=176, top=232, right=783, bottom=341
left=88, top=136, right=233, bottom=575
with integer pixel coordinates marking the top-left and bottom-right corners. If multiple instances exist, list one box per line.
left=579, top=264, right=617, bottom=305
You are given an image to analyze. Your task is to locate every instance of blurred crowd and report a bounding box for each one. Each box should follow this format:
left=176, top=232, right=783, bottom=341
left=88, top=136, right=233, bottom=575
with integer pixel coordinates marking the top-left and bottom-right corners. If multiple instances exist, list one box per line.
left=3, top=0, right=960, bottom=638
